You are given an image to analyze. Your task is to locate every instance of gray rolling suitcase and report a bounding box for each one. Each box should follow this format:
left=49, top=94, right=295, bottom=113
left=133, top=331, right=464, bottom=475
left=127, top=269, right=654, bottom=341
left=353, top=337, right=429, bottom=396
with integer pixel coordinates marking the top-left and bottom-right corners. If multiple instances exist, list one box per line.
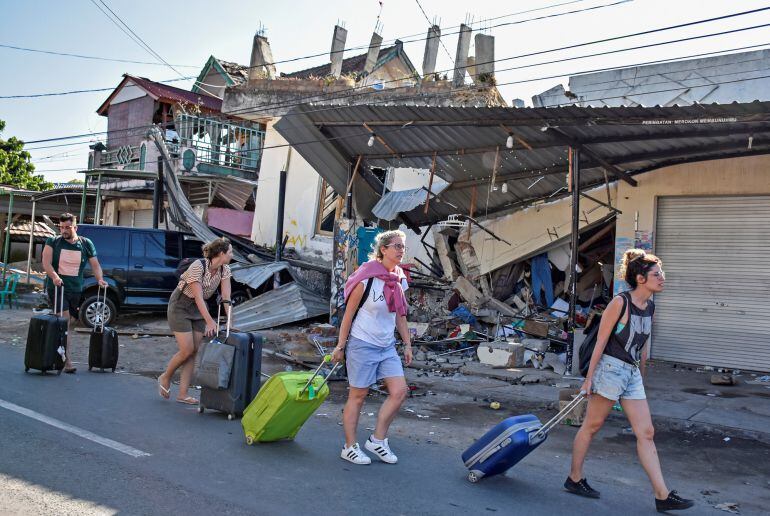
left=198, top=304, right=264, bottom=420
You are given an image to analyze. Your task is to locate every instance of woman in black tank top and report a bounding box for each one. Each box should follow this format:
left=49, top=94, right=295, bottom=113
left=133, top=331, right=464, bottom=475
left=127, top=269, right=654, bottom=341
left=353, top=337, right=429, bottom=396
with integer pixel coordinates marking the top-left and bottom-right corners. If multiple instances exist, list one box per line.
left=564, top=250, right=694, bottom=512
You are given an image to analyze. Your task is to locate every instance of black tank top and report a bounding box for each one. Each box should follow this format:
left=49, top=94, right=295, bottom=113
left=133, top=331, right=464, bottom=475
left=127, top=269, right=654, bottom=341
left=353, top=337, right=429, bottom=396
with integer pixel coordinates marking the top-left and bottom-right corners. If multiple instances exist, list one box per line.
left=603, top=291, right=655, bottom=365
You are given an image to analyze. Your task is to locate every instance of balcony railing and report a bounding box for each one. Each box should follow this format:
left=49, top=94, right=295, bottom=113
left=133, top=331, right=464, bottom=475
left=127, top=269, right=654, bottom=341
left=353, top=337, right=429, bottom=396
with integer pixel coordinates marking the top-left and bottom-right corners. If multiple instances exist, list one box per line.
left=175, top=114, right=264, bottom=172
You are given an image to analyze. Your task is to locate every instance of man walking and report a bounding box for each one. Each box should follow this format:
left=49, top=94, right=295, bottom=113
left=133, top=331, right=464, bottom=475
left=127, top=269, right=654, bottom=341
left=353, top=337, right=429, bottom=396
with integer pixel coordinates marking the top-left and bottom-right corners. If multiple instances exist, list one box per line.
left=41, top=213, right=108, bottom=373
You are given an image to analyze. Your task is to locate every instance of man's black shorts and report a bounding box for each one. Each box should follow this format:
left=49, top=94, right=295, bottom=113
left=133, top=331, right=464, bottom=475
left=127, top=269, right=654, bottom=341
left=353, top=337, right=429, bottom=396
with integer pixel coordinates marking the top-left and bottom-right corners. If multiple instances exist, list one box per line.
left=47, top=288, right=82, bottom=320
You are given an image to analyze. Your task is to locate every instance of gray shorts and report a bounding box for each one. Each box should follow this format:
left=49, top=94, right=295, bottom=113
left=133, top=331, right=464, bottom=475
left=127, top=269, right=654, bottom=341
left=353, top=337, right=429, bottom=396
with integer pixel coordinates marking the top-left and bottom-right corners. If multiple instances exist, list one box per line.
left=592, top=354, right=646, bottom=401
left=345, top=336, right=404, bottom=389
left=167, top=288, right=206, bottom=334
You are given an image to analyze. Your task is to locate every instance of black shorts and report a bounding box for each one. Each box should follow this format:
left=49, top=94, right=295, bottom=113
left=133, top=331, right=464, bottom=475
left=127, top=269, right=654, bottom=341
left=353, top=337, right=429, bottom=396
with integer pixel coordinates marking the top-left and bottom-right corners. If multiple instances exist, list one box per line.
left=47, top=288, right=82, bottom=320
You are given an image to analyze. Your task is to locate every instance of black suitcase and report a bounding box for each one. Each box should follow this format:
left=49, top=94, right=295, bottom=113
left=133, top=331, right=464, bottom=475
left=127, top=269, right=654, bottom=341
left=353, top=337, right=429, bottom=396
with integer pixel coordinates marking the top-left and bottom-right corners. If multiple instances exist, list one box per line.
left=88, top=286, right=119, bottom=372
left=25, top=287, right=67, bottom=375
left=198, top=305, right=264, bottom=420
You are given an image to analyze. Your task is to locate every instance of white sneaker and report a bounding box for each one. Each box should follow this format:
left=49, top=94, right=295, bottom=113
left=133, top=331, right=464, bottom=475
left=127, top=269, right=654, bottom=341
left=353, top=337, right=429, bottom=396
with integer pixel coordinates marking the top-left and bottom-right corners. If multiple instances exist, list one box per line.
left=341, top=443, right=371, bottom=465
left=365, top=436, right=398, bottom=464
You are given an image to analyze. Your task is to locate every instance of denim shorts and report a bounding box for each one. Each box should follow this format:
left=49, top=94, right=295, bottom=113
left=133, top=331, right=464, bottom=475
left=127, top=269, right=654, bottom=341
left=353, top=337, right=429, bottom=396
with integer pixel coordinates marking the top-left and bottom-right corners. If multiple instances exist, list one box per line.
left=345, top=336, right=404, bottom=389
left=592, top=354, right=646, bottom=401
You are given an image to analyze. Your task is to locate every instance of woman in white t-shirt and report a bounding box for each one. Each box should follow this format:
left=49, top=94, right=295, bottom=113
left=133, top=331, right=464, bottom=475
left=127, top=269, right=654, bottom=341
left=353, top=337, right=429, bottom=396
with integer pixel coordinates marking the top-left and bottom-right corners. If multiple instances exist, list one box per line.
left=332, top=230, right=413, bottom=465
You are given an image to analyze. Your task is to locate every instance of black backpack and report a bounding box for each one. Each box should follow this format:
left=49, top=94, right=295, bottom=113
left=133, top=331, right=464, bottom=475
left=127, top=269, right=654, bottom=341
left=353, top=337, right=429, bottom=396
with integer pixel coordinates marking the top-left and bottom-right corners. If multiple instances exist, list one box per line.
left=175, top=258, right=206, bottom=280
left=578, top=293, right=628, bottom=377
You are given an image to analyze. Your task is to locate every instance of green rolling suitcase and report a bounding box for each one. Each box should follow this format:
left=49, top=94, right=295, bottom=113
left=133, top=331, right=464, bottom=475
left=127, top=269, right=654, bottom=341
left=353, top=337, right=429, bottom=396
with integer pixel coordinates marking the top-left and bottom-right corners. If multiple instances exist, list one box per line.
left=242, top=358, right=340, bottom=444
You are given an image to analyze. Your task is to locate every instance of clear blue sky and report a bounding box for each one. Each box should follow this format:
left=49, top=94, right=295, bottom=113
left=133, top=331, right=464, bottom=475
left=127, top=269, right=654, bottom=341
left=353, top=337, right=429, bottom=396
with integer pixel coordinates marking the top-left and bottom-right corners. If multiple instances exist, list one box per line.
left=1, top=0, right=769, bottom=182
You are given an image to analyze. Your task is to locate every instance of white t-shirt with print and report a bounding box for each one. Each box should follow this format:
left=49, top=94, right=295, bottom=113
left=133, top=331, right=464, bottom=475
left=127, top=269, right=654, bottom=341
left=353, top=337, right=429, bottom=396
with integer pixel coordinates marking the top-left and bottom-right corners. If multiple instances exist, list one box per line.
left=350, top=277, right=408, bottom=347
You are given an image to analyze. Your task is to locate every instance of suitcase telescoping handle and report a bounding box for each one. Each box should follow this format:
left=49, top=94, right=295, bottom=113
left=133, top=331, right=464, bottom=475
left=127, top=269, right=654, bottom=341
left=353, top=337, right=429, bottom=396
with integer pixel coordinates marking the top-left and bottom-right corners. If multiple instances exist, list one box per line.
left=52, top=284, right=64, bottom=315
left=299, top=355, right=342, bottom=399
left=95, top=285, right=108, bottom=333
left=530, top=391, right=587, bottom=445
left=215, top=300, right=233, bottom=339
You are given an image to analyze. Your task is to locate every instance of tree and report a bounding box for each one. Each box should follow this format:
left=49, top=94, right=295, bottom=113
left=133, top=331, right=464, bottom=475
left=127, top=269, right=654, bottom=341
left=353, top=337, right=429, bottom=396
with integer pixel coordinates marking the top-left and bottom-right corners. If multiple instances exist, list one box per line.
left=0, top=119, right=52, bottom=191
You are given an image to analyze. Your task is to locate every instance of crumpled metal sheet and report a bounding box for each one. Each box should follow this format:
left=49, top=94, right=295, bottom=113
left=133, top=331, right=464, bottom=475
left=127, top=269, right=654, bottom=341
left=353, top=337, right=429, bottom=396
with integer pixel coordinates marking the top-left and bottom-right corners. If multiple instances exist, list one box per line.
left=230, top=261, right=288, bottom=289
left=372, top=178, right=450, bottom=221
left=149, top=127, right=248, bottom=262
left=232, top=282, right=328, bottom=331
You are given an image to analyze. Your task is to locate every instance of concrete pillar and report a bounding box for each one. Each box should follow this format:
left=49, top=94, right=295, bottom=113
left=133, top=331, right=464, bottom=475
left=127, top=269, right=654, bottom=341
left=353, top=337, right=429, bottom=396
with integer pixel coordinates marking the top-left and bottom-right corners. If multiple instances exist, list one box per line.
left=474, top=34, right=495, bottom=82
left=363, top=32, right=383, bottom=75
left=422, top=25, right=440, bottom=77
left=248, top=34, right=276, bottom=81
left=453, top=24, right=472, bottom=87
left=330, top=25, right=348, bottom=78
left=467, top=56, right=478, bottom=84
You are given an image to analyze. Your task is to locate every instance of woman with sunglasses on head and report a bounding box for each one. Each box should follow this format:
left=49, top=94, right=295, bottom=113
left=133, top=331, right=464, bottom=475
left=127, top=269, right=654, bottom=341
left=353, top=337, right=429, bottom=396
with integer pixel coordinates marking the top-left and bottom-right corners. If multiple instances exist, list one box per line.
left=564, top=249, right=693, bottom=512
left=332, top=230, right=413, bottom=465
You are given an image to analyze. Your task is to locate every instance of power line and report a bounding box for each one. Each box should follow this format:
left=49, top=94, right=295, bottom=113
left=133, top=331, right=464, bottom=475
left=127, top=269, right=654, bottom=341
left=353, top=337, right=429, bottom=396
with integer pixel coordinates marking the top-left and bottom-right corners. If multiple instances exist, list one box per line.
left=1, top=0, right=639, bottom=102
left=17, top=8, right=770, bottom=144
left=21, top=37, right=770, bottom=150
left=0, top=76, right=197, bottom=99
left=0, top=43, right=198, bottom=67
left=414, top=0, right=454, bottom=63
left=27, top=70, right=770, bottom=177
left=223, top=16, right=770, bottom=118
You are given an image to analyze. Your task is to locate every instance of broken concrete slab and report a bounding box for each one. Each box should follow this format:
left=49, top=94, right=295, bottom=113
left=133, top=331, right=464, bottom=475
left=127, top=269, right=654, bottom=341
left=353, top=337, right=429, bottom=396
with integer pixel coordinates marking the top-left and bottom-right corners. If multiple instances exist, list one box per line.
left=453, top=276, right=484, bottom=308
left=477, top=340, right=525, bottom=368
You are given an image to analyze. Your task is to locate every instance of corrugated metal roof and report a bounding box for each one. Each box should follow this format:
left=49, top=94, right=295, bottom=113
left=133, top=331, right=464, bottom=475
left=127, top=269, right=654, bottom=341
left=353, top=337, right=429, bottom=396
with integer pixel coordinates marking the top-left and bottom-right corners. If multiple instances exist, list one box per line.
left=230, top=261, right=287, bottom=289
left=275, top=101, right=770, bottom=225
left=372, top=178, right=449, bottom=221
left=232, top=282, right=328, bottom=331
left=214, top=181, right=254, bottom=210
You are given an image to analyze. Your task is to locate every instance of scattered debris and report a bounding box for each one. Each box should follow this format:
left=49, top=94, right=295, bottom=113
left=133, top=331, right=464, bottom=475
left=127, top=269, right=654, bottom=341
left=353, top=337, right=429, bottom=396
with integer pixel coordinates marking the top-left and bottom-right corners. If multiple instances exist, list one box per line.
left=723, top=437, right=731, bottom=442
left=714, top=502, right=740, bottom=514
left=489, top=401, right=501, bottom=410
left=711, top=374, right=737, bottom=386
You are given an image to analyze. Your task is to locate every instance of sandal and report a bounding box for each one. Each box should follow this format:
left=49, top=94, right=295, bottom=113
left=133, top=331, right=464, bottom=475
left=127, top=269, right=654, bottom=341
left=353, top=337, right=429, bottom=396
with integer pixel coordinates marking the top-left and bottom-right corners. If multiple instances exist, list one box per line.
left=158, top=377, right=171, bottom=399
left=176, top=396, right=198, bottom=405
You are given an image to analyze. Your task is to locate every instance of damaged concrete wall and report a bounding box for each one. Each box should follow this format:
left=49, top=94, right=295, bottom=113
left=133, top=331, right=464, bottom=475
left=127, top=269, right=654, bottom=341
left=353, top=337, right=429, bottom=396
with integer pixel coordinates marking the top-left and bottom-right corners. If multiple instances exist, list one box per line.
left=470, top=184, right=618, bottom=275
left=613, top=154, right=770, bottom=291
left=250, top=120, right=333, bottom=264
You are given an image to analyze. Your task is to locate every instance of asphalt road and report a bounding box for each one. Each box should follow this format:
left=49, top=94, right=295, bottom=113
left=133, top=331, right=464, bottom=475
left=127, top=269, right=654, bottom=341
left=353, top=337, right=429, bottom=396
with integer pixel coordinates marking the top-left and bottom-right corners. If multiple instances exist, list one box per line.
left=0, top=343, right=757, bottom=516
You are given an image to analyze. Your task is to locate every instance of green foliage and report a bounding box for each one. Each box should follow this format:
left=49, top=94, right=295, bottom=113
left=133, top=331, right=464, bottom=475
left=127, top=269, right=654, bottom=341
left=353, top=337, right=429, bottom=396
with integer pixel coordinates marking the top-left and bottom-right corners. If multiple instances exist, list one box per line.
left=0, top=120, right=53, bottom=191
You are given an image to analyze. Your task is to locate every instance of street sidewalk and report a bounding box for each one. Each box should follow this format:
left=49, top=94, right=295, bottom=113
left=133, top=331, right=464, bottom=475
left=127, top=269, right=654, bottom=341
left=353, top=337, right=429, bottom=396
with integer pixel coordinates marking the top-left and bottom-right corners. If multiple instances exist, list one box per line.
left=407, top=358, right=770, bottom=444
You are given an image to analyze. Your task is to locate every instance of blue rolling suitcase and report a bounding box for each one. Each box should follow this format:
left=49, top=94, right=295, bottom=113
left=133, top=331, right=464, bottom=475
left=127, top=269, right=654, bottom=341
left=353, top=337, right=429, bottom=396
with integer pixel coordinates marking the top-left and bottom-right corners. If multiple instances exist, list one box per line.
left=462, top=392, right=585, bottom=483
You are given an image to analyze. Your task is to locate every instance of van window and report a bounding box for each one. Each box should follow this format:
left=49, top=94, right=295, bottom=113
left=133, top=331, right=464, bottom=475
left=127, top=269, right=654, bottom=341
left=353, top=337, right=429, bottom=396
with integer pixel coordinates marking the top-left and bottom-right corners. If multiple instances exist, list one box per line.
left=81, top=228, right=126, bottom=258
left=183, top=237, right=204, bottom=258
left=131, top=232, right=179, bottom=259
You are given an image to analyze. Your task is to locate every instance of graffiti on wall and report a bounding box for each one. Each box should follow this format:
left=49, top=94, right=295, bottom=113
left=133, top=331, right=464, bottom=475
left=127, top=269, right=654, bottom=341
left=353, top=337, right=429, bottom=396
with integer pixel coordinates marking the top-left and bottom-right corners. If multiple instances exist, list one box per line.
left=283, top=218, right=308, bottom=248
left=330, top=218, right=358, bottom=326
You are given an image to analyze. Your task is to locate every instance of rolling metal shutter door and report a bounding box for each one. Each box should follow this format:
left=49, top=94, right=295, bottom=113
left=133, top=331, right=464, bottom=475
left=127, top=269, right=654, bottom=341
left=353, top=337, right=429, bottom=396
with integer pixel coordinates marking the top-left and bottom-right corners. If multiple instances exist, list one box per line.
left=117, top=209, right=154, bottom=228
left=653, top=196, right=770, bottom=372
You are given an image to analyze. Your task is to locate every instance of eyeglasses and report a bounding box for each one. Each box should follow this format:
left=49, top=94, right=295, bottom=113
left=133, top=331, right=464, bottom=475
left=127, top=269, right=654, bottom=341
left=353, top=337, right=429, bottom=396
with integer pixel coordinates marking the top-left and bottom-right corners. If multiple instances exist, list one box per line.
left=649, top=271, right=666, bottom=279
left=385, top=244, right=407, bottom=251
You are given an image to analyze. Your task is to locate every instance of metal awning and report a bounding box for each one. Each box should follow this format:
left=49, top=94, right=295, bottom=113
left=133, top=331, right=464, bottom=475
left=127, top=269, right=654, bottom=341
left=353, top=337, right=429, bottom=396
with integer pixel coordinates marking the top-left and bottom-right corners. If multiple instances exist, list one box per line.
left=275, top=101, right=770, bottom=225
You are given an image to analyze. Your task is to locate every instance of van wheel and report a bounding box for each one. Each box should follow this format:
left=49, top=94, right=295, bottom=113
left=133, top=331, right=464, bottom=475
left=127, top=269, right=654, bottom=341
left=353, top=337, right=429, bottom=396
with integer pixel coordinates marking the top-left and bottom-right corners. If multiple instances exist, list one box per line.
left=79, top=295, right=117, bottom=328
left=231, top=290, right=250, bottom=307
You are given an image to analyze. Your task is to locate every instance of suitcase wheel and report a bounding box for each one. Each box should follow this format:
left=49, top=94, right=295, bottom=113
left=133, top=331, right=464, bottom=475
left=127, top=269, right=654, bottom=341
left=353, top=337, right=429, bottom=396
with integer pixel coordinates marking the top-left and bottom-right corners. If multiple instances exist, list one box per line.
left=197, top=406, right=204, bottom=414
left=467, top=471, right=481, bottom=483
left=24, top=367, right=29, bottom=373
left=101, top=368, right=105, bottom=373
left=88, top=367, right=92, bottom=371
left=245, top=435, right=254, bottom=446
left=227, top=413, right=235, bottom=421
left=111, top=368, right=116, bottom=373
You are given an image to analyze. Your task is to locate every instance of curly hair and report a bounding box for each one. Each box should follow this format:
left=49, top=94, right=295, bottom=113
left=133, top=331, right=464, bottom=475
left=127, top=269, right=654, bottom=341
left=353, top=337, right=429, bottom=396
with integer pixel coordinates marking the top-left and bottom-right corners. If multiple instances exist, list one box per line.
left=368, top=229, right=406, bottom=261
left=620, top=248, right=662, bottom=288
left=202, top=237, right=231, bottom=259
